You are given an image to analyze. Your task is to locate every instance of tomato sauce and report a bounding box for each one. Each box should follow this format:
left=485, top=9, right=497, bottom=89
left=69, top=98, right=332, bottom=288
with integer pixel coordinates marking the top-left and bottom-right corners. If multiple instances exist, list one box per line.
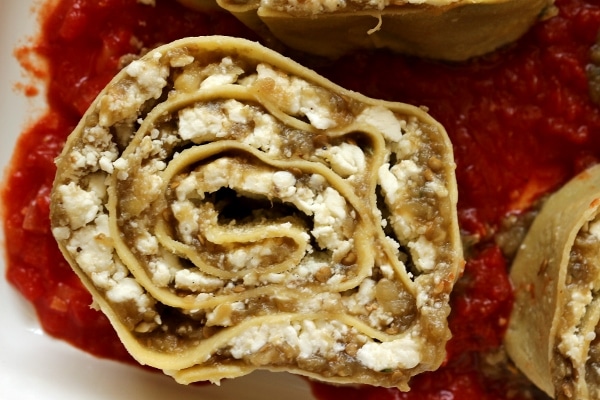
left=3, top=0, right=600, bottom=399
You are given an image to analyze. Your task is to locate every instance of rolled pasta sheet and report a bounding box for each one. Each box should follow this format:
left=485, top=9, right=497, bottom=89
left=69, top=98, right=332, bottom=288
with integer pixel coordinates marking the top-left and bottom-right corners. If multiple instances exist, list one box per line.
left=506, top=164, right=600, bottom=399
left=50, top=36, right=463, bottom=388
left=214, top=0, right=556, bottom=61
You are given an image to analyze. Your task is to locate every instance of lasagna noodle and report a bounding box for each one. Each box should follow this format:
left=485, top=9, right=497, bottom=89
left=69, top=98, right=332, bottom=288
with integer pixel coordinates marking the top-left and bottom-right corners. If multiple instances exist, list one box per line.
left=50, top=36, right=463, bottom=388
left=215, top=0, right=556, bottom=61
left=506, top=164, right=600, bottom=399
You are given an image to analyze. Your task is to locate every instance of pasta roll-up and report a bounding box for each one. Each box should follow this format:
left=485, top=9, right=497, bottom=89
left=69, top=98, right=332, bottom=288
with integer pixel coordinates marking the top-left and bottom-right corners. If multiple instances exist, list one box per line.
left=50, top=36, right=462, bottom=389
left=213, top=0, right=556, bottom=61
left=506, top=164, right=600, bottom=399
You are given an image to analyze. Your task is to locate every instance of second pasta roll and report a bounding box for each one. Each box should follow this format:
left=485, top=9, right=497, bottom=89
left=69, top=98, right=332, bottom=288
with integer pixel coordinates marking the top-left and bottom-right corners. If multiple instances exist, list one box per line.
left=50, top=36, right=463, bottom=389
left=506, top=164, right=600, bottom=400
left=214, top=0, right=556, bottom=61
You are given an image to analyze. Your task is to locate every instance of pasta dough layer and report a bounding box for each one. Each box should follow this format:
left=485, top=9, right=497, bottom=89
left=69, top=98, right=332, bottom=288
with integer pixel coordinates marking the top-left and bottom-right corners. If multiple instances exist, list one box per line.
left=50, top=36, right=462, bottom=388
left=506, top=164, right=600, bottom=399
left=214, top=0, right=556, bottom=60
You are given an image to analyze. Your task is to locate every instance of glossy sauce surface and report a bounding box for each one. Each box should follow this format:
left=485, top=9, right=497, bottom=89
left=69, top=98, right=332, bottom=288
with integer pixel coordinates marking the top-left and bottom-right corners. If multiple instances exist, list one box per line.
left=3, top=0, right=600, bottom=398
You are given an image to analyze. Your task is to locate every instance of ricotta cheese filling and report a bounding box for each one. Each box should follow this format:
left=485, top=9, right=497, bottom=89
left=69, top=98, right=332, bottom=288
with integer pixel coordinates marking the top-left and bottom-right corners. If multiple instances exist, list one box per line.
left=50, top=36, right=462, bottom=389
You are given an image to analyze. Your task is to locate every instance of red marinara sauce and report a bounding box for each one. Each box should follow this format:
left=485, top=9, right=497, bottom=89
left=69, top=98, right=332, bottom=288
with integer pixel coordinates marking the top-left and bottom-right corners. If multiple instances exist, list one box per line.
left=3, top=0, right=600, bottom=399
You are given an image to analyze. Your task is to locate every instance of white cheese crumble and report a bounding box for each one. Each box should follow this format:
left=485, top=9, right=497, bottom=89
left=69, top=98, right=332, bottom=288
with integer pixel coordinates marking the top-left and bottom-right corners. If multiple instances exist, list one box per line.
left=136, top=230, right=160, bottom=255
left=378, top=163, right=400, bottom=204
left=52, top=226, right=71, bottom=241
left=357, top=105, right=403, bottom=142
left=65, top=215, right=112, bottom=276
left=343, top=279, right=376, bottom=314
left=174, top=269, right=225, bottom=292
left=272, top=171, right=297, bottom=197
left=244, top=113, right=282, bottom=155
left=126, top=53, right=167, bottom=93
left=296, top=291, right=342, bottom=313
left=106, top=277, right=145, bottom=303
left=200, top=57, right=244, bottom=90
left=558, top=285, right=593, bottom=359
left=171, top=201, right=200, bottom=244
left=356, top=336, right=422, bottom=371
left=99, top=55, right=168, bottom=127
left=296, top=319, right=348, bottom=358
left=392, top=159, right=422, bottom=182
left=148, top=259, right=174, bottom=287
left=56, top=182, right=102, bottom=230
left=311, top=187, right=351, bottom=258
left=223, top=99, right=252, bottom=124
left=407, top=236, right=436, bottom=272
left=178, top=104, right=229, bottom=141
left=227, top=319, right=351, bottom=360
left=227, top=244, right=276, bottom=271
left=63, top=213, right=154, bottom=314
left=426, top=179, right=449, bottom=198
left=228, top=322, right=300, bottom=359
left=316, top=142, right=366, bottom=178
left=253, top=64, right=337, bottom=129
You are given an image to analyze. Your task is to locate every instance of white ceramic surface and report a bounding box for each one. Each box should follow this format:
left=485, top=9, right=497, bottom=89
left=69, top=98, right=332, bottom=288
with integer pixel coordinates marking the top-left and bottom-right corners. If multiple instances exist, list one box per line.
left=0, top=1, right=313, bottom=399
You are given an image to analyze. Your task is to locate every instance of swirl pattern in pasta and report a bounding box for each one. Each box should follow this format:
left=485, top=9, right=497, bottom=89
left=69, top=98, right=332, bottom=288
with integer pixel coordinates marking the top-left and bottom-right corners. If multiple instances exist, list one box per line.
left=50, top=36, right=462, bottom=389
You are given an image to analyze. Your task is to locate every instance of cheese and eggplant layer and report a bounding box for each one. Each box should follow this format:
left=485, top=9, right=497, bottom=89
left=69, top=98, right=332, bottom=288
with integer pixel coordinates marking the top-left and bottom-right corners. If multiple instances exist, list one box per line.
left=50, top=36, right=463, bottom=388
left=506, top=164, right=600, bottom=400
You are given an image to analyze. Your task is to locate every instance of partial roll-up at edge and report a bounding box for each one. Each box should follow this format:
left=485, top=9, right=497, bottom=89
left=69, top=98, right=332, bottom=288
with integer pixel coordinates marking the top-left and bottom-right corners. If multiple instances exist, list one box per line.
left=506, top=164, right=600, bottom=399
left=213, top=0, right=556, bottom=61
left=50, top=36, right=463, bottom=389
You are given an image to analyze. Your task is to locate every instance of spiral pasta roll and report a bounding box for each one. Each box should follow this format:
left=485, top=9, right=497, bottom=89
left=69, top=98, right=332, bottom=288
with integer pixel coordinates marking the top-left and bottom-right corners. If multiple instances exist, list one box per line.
left=50, top=36, right=462, bottom=389
left=506, top=164, right=600, bottom=399
left=213, top=0, right=555, bottom=61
